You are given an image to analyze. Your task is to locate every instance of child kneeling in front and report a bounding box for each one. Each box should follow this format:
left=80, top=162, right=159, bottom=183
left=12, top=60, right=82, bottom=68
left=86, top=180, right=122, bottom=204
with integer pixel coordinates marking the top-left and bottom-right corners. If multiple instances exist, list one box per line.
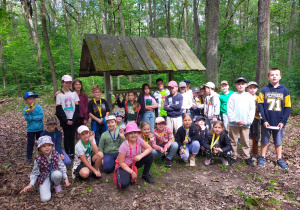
left=20, top=136, right=70, bottom=202
left=114, top=123, right=155, bottom=189
left=99, top=115, right=125, bottom=173
left=72, top=125, right=103, bottom=180
left=175, top=113, right=201, bottom=166
left=203, top=121, right=233, bottom=166
left=152, top=117, right=178, bottom=168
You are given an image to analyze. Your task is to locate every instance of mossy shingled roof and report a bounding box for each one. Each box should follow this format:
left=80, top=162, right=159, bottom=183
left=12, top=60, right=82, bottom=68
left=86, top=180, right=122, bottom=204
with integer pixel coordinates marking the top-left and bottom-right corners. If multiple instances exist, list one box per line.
left=79, top=34, right=206, bottom=76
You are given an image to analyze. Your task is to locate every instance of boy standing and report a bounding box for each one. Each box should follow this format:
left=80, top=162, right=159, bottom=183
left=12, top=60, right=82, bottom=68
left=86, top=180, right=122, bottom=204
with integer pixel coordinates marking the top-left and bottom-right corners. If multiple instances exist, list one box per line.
left=23, top=92, right=44, bottom=164
left=88, top=85, right=110, bottom=146
left=191, top=86, right=205, bottom=117
left=219, top=81, right=234, bottom=131
left=227, top=77, right=255, bottom=166
left=153, top=78, right=170, bottom=119
left=247, top=81, right=260, bottom=159
left=257, top=68, right=291, bottom=169
left=203, top=82, right=220, bottom=130
left=164, top=81, right=183, bottom=133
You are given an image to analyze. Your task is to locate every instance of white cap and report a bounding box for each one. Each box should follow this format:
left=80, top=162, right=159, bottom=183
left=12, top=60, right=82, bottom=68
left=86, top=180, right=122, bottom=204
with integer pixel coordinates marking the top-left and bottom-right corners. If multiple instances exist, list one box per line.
left=62, top=75, right=72, bottom=82
left=77, top=125, right=89, bottom=134
left=106, top=115, right=116, bottom=121
left=155, top=117, right=166, bottom=124
left=204, top=82, right=215, bottom=89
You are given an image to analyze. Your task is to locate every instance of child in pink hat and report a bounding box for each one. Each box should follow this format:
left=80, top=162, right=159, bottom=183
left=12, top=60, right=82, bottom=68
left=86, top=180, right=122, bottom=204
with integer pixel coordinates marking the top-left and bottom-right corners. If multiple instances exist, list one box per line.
left=114, top=123, right=155, bottom=189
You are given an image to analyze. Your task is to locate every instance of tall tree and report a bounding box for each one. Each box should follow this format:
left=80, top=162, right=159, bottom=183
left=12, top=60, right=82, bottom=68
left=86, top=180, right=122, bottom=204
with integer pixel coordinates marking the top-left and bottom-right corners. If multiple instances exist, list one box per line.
left=205, top=0, right=220, bottom=87
left=193, top=0, right=201, bottom=61
left=256, top=0, right=270, bottom=87
left=287, top=1, right=295, bottom=66
left=183, top=0, right=187, bottom=41
left=118, top=0, right=126, bottom=36
left=101, top=0, right=107, bottom=34
left=1, top=0, right=6, bottom=89
left=40, top=0, right=58, bottom=94
left=20, top=0, right=36, bottom=43
left=153, top=0, right=157, bottom=37
left=32, top=0, right=44, bottom=85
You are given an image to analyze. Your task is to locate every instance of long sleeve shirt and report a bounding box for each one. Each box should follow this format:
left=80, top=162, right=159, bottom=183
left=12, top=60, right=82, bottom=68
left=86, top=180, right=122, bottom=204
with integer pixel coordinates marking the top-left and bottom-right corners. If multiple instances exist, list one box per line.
left=29, top=151, right=67, bottom=186
left=204, top=92, right=220, bottom=118
left=152, top=126, right=175, bottom=151
left=227, top=91, right=255, bottom=128
left=23, top=104, right=44, bottom=132
left=164, top=93, right=183, bottom=118
left=98, top=129, right=125, bottom=154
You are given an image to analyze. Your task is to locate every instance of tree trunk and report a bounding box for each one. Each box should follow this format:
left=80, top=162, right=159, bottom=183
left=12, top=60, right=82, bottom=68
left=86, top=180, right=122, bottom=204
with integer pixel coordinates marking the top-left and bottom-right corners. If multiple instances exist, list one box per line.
left=149, top=0, right=153, bottom=37
left=153, top=0, right=157, bottom=37
left=32, top=0, right=44, bottom=85
left=0, top=34, right=5, bottom=89
left=118, top=0, right=126, bottom=36
left=101, top=0, right=107, bottom=34
left=205, top=0, right=220, bottom=88
left=62, top=0, right=74, bottom=78
left=287, top=1, right=295, bottom=66
left=183, top=0, right=187, bottom=41
left=298, top=4, right=300, bottom=71
left=21, top=0, right=36, bottom=43
left=40, top=0, right=58, bottom=94
left=240, top=4, right=244, bottom=45
left=193, top=0, right=201, bottom=60
left=256, top=0, right=270, bottom=88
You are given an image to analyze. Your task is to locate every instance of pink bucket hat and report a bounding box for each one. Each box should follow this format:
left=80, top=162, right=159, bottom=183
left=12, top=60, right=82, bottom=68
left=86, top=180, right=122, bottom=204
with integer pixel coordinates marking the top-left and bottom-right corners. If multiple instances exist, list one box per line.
left=168, top=80, right=178, bottom=88
left=124, top=122, right=140, bottom=135
left=37, top=136, right=54, bottom=149
left=62, top=75, right=72, bottom=82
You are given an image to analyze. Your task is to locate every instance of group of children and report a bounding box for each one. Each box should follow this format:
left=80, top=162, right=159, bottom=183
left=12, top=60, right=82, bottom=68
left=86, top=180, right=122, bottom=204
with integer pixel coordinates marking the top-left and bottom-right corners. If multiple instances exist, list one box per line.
left=20, top=68, right=291, bottom=202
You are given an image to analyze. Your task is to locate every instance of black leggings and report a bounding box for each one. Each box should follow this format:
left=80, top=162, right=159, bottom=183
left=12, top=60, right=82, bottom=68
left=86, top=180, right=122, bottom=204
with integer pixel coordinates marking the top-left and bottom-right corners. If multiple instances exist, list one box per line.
left=204, top=149, right=233, bottom=159
left=117, top=153, right=153, bottom=189
left=62, top=124, right=76, bottom=155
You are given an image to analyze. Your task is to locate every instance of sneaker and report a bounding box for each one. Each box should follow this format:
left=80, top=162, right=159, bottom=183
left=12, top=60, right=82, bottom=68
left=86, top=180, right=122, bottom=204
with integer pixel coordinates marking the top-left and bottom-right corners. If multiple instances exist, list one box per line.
left=142, top=174, right=155, bottom=184
left=54, top=185, right=62, bottom=193
left=277, top=159, right=289, bottom=170
left=229, top=158, right=237, bottom=164
left=245, top=158, right=255, bottom=167
left=189, top=157, right=196, bottom=167
left=69, top=154, right=74, bottom=159
left=27, top=159, right=33, bottom=165
left=183, top=159, right=188, bottom=163
left=257, top=157, right=266, bottom=167
left=204, top=158, right=211, bottom=166
left=220, top=157, right=229, bottom=166
left=252, top=155, right=258, bottom=161
left=165, top=159, right=172, bottom=168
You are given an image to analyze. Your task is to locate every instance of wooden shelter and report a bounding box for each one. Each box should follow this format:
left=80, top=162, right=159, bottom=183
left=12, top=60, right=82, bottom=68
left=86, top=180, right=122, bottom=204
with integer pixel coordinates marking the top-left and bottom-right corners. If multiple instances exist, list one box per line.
left=79, top=34, right=206, bottom=107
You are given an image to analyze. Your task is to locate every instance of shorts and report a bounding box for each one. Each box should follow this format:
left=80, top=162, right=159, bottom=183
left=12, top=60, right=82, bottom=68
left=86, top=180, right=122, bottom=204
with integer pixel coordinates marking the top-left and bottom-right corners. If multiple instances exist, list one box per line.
left=261, top=125, right=284, bottom=146
left=73, top=157, right=95, bottom=177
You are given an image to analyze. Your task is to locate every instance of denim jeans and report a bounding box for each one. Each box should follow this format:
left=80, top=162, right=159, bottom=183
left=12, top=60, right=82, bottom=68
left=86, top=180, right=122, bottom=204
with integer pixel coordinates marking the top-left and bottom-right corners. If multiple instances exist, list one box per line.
left=103, top=153, right=119, bottom=173
left=27, top=131, right=42, bottom=161
left=142, top=111, right=155, bottom=132
left=61, top=150, right=71, bottom=166
left=152, top=142, right=179, bottom=160
left=180, top=141, right=200, bottom=161
left=92, top=120, right=107, bottom=146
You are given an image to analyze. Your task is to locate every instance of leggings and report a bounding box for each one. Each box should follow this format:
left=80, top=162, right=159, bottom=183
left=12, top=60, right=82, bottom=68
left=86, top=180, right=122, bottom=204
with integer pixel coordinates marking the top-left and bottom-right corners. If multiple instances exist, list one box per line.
left=62, top=124, right=76, bottom=155
left=117, top=153, right=153, bottom=189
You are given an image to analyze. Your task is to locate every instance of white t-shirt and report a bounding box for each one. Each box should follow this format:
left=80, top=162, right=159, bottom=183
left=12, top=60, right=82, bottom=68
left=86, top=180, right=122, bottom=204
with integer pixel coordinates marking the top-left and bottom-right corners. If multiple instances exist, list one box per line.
left=56, top=91, right=80, bottom=119
left=181, top=92, right=193, bottom=109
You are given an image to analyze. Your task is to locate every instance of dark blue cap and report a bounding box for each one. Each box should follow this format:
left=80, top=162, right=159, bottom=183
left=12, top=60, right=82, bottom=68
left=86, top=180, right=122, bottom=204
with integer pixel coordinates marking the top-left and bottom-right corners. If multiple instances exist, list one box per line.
left=235, top=77, right=247, bottom=84
left=23, top=92, right=38, bottom=100
left=194, top=115, right=205, bottom=122
left=184, top=79, right=191, bottom=83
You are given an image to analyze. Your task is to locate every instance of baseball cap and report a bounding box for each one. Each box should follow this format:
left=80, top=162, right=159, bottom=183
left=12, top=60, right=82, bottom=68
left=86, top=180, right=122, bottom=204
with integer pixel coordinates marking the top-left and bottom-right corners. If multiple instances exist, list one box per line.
left=106, top=115, right=116, bottom=121
left=46, top=116, right=57, bottom=125
left=194, top=115, right=205, bottom=122
left=155, top=117, right=166, bottom=124
left=204, top=82, right=215, bottom=89
left=77, top=125, right=89, bottom=134
left=184, top=79, right=191, bottom=83
left=23, top=92, right=38, bottom=100
left=62, top=75, right=72, bottom=82
left=247, top=81, right=258, bottom=88
left=179, top=82, right=187, bottom=88
left=235, top=77, right=247, bottom=84
left=221, top=80, right=228, bottom=85
left=192, top=87, right=200, bottom=93
left=168, top=81, right=178, bottom=88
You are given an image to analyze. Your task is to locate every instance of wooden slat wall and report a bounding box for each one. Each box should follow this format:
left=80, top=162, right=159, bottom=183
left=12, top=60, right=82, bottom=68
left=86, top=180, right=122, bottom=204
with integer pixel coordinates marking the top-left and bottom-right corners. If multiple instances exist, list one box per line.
left=171, top=38, right=206, bottom=70
left=117, top=36, right=147, bottom=71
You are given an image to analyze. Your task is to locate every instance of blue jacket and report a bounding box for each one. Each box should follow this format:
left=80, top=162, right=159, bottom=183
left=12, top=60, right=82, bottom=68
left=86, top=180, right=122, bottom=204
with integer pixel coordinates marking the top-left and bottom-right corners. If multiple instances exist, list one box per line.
left=164, top=93, right=183, bottom=118
left=23, top=104, right=44, bottom=132
left=40, top=129, right=63, bottom=155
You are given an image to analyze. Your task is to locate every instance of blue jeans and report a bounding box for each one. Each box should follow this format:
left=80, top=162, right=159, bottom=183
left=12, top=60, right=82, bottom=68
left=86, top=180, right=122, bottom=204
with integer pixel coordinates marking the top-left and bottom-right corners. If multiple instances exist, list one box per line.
left=103, top=153, right=118, bottom=173
left=180, top=141, right=200, bottom=161
left=92, top=120, right=107, bottom=146
left=61, top=150, right=71, bottom=166
left=27, top=131, right=42, bottom=161
left=152, top=142, right=179, bottom=160
left=142, top=111, right=155, bottom=132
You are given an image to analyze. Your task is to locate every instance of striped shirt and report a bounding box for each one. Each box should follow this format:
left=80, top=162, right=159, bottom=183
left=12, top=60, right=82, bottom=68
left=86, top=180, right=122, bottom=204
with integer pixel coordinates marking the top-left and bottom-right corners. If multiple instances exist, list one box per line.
left=118, top=137, right=145, bottom=165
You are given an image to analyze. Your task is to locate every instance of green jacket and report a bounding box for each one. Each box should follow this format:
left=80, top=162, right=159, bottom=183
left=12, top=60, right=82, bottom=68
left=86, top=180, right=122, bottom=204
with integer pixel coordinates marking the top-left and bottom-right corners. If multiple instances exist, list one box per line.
left=219, top=90, right=234, bottom=115
left=98, top=128, right=125, bottom=154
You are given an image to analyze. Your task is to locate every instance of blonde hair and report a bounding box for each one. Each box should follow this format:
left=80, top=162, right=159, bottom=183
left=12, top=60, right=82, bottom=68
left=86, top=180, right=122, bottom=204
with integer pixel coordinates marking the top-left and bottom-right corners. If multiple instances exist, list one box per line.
left=140, top=121, right=150, bottom=130
left=210, top=121, right=224, bottom=134
left=182, top=113, right=192, bottom=120
left=92, top=85, right=101, bottom=92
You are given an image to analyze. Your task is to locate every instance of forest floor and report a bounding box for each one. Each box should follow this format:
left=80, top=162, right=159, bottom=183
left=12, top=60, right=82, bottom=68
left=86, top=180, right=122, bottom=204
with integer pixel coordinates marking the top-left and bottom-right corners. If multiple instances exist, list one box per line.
left=0, top=97, right=300, bottom=209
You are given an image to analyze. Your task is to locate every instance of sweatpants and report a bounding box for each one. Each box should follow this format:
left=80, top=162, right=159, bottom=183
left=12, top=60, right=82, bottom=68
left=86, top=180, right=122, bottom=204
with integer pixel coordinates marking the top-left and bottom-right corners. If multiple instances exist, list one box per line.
left=62, top=124, right=76, bottom=155
left=166, top=116, right=182, bottom=133
left=229, top=126, right=251, bottom=159
left=117, top=153, right=153, bottom=189
left=39, top=170, right=63, bottom=202
left=103, top=153, right=119, bottom=173
left=180, top=141, right=200, bottom=161
left=27, top=131, right=42, bottom=161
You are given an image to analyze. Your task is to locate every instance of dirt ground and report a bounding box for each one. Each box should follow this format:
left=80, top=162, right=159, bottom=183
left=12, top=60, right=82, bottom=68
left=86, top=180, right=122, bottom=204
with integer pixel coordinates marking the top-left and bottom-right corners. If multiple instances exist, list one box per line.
left=0, top=97, right=299, bottom=209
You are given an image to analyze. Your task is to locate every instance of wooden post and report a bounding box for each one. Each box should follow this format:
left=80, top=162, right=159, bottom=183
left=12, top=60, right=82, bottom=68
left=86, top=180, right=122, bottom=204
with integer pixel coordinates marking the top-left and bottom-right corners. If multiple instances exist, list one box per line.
left=149, top=74, right=152, bottom=87
left=104, top=72, right=112, bottom=109
left=168, top=71, right=174, bottom=81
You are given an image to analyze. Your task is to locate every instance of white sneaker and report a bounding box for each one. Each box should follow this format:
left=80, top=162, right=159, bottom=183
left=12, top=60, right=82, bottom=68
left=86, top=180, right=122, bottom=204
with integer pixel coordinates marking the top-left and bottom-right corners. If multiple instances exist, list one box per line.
left=220, top=157, right=229, bottom=166
left=189, top=157, right=196, bottom=166
left=205, top=158, right=211, bottom=166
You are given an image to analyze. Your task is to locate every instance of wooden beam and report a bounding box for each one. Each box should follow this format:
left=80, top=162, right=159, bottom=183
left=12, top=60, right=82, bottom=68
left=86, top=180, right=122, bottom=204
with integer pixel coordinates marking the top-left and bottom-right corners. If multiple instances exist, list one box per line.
left=168, top=71, right=174, bottom=81
left=104, top=72, right=112, bottom=109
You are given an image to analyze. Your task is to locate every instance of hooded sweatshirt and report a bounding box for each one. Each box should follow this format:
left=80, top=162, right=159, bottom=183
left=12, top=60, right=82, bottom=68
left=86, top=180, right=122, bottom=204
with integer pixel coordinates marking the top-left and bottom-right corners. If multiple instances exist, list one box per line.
left=204, top=91, right=220, bottom=119
left=227, top=91, right=255, bottom=128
